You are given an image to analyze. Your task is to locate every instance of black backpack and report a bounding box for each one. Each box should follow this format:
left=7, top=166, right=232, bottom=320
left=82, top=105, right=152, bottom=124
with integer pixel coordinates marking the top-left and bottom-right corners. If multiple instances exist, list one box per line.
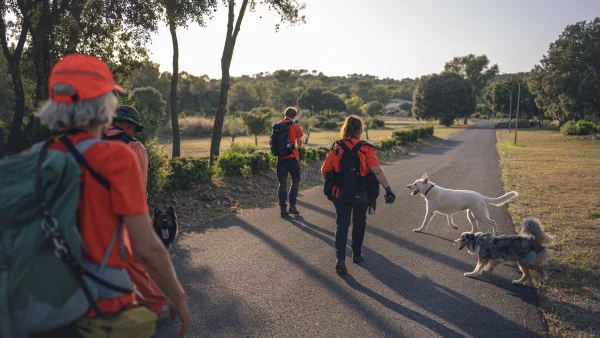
left=270, top=120, right=295, bottom=157
left=324, top=140, right=381, bottom=205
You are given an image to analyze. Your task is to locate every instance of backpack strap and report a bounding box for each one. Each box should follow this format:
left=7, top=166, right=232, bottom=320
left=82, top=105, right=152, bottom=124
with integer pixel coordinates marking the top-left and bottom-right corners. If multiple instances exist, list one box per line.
left=101, top=126, right=135, bottom=144
left=59, top=136, right=110, bottom=190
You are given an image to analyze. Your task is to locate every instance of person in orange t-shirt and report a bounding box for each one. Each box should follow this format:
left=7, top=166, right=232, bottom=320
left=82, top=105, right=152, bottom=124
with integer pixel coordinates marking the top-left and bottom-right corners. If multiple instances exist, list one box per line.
left=321, top=115, right=396, bottom=275
left=102, top=106, right=167, bottom=318
left=273, top=107, right=304, bottom=217
left=29, top=53, right=190, bottom=337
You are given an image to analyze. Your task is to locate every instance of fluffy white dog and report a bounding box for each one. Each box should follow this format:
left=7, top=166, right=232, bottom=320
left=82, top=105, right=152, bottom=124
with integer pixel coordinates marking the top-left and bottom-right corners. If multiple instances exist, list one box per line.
left=406, top=173, right=518, bottom=235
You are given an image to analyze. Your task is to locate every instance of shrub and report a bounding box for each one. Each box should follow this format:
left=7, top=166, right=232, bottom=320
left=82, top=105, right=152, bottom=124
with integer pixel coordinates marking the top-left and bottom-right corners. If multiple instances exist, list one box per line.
left=509, top=119, right=532, bottom=129
left=418, top=127, right=429, bottom=138
left=145, top=139, right=171, bottom=194
left=167, top=156, right=212, bottom=189
left=314, top=115, right=329, bottom=127
left=317, top=147, right=329, bottom=160
left=561, top=120, right=599, bottom=135
left=216, top=152, right=251, bottom=177
left=369, top=118, right=385, bottom=129
left=379, top=138, right=396, bottom=150
left=410, top=128, right=419, bottom=141
left=298, top=146, right=307, bottom=161
left=179, top=117, right=214, bottom=137
left=246, top=152, right=275, bottom=173
left=496, top=113, right=506, bottom=119
left=392, top=130, right=410, bottom=145
left=322, top=120, right=338, bottom=130
left=227, top=142, right=258, bottom=154
left=481, top=115, right=489, bottom=120
left=472, top=113, right=481, bottom=119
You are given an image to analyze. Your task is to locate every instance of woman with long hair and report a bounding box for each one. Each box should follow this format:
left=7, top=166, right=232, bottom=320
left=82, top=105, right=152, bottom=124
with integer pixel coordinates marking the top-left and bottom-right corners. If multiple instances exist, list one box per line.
left=321, top=115, right=396, bottom=274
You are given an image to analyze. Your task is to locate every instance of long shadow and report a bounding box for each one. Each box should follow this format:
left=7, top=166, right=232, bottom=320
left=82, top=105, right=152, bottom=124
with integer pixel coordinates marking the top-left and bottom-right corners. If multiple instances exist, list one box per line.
left=285, top=213, right=541, bottom=336
left=155, top=243, right=266, bottom=337
left=225, top=216, right=407, bottom=336
left=357, top=246, right=544, bottom=337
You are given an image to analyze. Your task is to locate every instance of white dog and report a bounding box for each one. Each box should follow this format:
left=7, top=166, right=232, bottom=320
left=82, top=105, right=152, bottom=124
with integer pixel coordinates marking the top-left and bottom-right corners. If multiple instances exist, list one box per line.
left=406, top=173, right=518, bottom=235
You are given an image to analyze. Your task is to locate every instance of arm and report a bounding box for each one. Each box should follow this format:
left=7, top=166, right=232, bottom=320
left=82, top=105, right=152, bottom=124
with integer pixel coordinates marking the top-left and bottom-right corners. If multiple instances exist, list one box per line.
left=296, top=137, right=304, bottom=147
left=369, top=165, right=390, bottom=189
left=124, top=213, right=185, bottom=302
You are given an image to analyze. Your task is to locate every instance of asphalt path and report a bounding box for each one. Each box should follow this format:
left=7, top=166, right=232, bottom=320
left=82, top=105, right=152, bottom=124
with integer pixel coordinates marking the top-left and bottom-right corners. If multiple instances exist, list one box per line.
left=157, top=121, right=546, bottom=338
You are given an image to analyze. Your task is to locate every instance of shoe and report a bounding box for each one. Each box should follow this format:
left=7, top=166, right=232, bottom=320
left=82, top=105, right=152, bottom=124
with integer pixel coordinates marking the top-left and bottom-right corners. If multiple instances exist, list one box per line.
left=335, top=260, right=347, bottom=275
left=288, top=204, right=300, bottom=215
left=352, top=253, right=365, bottom=264
left=280, top=205, right=289, bottom=218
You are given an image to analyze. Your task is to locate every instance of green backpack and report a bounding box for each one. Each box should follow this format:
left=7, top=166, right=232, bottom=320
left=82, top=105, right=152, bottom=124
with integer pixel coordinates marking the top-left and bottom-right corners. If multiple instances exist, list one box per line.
left=0, top=136, right=133, bottom=337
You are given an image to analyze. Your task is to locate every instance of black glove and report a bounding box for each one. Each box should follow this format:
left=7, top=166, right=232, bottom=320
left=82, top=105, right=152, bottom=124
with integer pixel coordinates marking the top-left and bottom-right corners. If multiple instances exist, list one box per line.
left=384, top=187, right=396, bottom=204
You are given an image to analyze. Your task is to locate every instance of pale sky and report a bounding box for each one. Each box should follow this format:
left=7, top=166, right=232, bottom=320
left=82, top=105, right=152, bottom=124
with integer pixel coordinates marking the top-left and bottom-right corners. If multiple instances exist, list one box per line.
left=148, top=0, right=600, bottom=80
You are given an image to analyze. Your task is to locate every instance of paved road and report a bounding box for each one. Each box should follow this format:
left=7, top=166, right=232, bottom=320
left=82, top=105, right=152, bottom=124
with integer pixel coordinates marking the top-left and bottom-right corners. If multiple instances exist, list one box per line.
left=157, top=122, right=546, bottom=338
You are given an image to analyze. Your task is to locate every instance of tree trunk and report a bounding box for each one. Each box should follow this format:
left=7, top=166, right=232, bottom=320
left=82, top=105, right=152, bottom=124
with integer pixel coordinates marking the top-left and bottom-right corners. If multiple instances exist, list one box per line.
left=254, top=134, right=257, bottom=146
left=6, top=64, right=27, bottom=154
left=463, top=115, right=468, bottom=125
left=209, top=0, right=249, bottom=165
left=169, top=20, right=181, bottom=158
left=305, top=130, right=310, bottom=145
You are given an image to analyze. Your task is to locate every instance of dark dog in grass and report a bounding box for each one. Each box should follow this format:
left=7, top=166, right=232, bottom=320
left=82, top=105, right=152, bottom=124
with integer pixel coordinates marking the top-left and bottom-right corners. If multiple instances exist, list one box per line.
left=153, top=207, right=178, bottom=249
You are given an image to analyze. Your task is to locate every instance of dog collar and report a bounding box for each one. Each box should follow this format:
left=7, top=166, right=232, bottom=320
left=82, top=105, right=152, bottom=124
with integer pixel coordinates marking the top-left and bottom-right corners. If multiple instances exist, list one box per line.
left=424, top=184, right=435, bottom=196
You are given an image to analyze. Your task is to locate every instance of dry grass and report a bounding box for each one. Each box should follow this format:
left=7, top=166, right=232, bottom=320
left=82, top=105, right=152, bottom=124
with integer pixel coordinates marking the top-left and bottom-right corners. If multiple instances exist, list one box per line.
left=496, top=127, right=600, bottom=337
left=159, top=119, right=469, bottom=156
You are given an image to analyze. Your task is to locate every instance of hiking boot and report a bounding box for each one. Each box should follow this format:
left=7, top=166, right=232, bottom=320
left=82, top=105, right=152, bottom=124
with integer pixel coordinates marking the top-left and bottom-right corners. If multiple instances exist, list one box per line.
left=280, top=205, right=289, bottom=218
left=353, top=253, right=365, bottom=264
left=288, top=204, right=300, bottom=215
left=335, top=259, right=347, bottom=275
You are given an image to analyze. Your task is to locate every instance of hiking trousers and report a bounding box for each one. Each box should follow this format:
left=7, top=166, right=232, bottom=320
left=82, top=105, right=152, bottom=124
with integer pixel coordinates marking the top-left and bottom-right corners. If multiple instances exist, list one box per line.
left=276, top=158, right=301, bottom=206
left=333, top=199, right=369, bottom=260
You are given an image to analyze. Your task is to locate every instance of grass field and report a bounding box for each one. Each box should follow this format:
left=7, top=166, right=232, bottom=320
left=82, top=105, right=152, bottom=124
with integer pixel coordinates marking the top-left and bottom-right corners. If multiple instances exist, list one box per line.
left=496, top=128, right=600, bottom=337
left=160, top=118, right=470, bottom=156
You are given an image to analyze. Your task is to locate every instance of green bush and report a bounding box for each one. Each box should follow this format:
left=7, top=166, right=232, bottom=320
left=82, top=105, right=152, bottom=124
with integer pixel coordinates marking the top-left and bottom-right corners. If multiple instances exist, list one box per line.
left=314, top=115, right=329, bottom=127
left=298, top=146, right=307, bottom=161
left=168, top=156, right=212, bottom=189
left=379, top=138, right=396, bottom=150
left=369, top=118, right=385, bottom=129
left=322, top=120, right=338, bottom=130
left=145, top=139, right=172, bottom=194
left=410, top=128, right=419, bottom=141
left=561, top=120, right=599, bottom=135
left=316, top=147, right=329, bottom=160
left=216, top=152, right=251, bottom=177
left=246, top=152, right=275, bottom=173
left=496, top=113, right=506, bottom=119
left=227, top=142, right=258, bottom=154
left=509, top=119, right=532, bottom=129
left=392, top=130, right=410, bottom=145
left=472, top=113, right=481, bottom=119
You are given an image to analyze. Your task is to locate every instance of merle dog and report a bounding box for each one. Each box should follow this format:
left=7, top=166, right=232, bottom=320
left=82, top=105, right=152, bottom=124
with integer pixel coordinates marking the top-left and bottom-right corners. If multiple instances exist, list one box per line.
left=153, top=207, right=178, bottom=249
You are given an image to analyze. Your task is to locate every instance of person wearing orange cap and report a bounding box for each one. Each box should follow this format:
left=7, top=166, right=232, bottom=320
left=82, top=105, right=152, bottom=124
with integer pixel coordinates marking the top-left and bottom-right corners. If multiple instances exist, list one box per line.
left=28, top=53, right=190, bottom=337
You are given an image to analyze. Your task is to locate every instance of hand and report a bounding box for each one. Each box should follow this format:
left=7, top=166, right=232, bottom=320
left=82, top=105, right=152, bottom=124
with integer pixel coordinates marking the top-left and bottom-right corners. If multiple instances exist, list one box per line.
left=169, top=294, right=191, bottom=336
left=384, top=187, right=396, bottom=204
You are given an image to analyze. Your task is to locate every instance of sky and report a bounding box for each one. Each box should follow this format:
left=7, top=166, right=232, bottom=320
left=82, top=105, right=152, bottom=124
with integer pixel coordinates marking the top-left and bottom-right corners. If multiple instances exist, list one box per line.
left=147, top=0, right=600, bottom=80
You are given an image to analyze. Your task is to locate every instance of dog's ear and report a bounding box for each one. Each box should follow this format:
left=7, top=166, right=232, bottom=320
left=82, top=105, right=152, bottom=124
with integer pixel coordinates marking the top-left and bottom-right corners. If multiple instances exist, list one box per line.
left=154, top=207, right=161, bottom=216
left=423, top=176, right=429, bottom=184
left=421, top=173, right=428, bottom=180
left=167, top=206, right=176, bottom=217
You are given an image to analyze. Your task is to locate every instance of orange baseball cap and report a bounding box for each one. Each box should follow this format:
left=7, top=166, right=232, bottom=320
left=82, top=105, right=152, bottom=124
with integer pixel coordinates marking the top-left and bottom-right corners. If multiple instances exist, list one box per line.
left=49, top=53, right=127, bottom=103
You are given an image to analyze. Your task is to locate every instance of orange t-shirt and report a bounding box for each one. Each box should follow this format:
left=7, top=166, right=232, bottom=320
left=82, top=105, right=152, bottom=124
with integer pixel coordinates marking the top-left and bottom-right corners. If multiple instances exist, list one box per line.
left=102, top=127, right=149, bottom=193
left=278, top=119, right=303, bottom=160
left=45, top=132, right=148, bottom=267
left=321, top=139, right=380, bottom=176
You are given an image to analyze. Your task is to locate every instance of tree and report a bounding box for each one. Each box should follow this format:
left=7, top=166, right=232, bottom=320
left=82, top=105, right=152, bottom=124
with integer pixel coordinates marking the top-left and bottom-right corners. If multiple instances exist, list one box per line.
left=1, top=0, right=37, bottom=155
left=130, top=86, right=167, bottom=143
left=399, top=102, right=412, bottom=111
left=412, top=73, right=475, bottom=127
left=297, top=87, right=345, bottom=114
left=444, top=54, right=499, bottom=123
left=484, top=78, right=540, bottom=120
left=530, top=18, right=600, bottom=121
left=209, top=0, right=306, bottom=165
left=156, top=0, right=217, bottom=158
left=228, top=81, right=258, bottom=113
left=371, top=84, right=392, bottom=105
left=223, top=117, right=246, bottom=143
left=298, top=116, right=318, bottom=145
left=129, top=59, right=161, bottom=90
left=351, top=79, right=374, bottom=102
left=344, top=95, right=364, bottom=115
left=362, top=101, right=384, bottom=118
left=241, top=108, right=272, bottom=146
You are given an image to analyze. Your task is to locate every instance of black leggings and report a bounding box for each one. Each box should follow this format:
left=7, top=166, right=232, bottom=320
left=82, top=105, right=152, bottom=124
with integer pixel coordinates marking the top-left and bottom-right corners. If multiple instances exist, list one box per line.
left=333, top=199, right=369, bottom=260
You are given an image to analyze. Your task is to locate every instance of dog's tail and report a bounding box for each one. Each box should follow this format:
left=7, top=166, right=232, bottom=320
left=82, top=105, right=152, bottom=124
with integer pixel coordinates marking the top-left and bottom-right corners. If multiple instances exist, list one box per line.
left=521, top=217, right=554, bottom=245
left=484, top=191, right=519, bottom=206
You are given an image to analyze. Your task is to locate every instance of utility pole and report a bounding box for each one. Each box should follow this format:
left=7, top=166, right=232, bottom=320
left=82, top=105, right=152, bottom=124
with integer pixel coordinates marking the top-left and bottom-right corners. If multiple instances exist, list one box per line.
left=498, top=85, right=512, bottom=132
left=514, top=80, right=521, bottom=145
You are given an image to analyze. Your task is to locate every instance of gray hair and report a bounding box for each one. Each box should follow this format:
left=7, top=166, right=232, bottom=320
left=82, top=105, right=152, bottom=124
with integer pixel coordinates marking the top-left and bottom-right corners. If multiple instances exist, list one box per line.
left=36, top=91, right=119, bottom=131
